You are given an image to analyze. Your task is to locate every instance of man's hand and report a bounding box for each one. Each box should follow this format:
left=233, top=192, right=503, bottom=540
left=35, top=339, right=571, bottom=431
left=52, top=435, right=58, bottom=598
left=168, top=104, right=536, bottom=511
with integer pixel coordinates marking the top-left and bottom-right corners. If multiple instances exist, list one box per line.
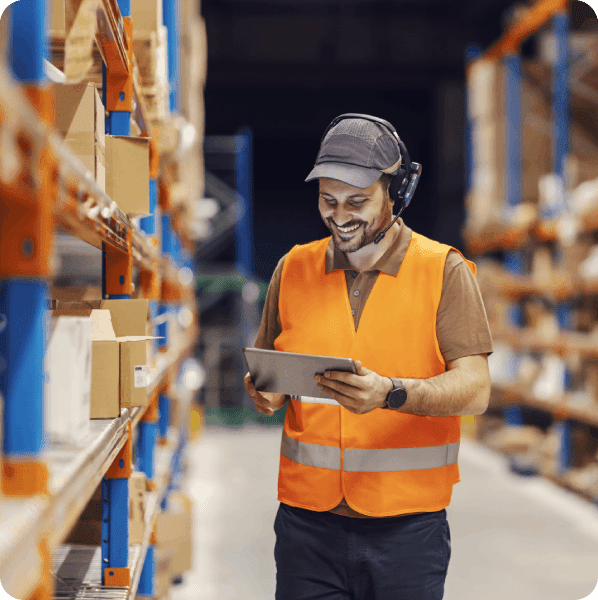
left=244, top=371, right=289, bottom=416
left=314, top=360, right=391, bottom=415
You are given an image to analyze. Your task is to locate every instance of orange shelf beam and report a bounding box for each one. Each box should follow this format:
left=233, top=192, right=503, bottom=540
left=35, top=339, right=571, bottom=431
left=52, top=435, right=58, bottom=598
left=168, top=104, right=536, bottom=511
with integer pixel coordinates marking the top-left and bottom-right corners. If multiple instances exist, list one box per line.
left=484, top=0, right=570, bottom=59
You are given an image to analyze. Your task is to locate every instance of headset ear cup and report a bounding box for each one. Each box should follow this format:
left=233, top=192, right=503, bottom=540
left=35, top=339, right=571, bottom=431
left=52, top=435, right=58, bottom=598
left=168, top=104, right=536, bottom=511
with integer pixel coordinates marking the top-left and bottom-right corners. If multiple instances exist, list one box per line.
left=389, top=167, right=406, bottom=200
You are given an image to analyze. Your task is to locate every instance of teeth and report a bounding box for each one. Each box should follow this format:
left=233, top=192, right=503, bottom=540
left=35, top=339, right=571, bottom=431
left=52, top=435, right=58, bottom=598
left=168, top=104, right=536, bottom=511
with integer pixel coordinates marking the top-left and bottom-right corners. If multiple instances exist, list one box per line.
left=337, top=223, right=360, bottom=233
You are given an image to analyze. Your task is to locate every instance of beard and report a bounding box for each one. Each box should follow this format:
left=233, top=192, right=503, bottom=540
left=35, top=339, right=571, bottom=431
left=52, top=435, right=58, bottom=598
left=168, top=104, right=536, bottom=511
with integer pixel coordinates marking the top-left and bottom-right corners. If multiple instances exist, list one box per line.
left=328, top=203, right=394, bottom=254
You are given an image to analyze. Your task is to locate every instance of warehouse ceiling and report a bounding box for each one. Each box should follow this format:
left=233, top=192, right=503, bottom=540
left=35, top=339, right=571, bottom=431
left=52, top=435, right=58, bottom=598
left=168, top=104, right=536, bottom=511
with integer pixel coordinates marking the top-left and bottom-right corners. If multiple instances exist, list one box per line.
left=202, top=0, right=517, bottom=87
left=199, top=0, right=596, bottom=278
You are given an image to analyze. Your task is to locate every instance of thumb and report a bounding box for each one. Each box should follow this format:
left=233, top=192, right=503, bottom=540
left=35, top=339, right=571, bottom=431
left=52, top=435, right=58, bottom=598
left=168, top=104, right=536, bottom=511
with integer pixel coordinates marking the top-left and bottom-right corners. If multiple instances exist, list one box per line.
left=354, top=360, right=369, bottom=374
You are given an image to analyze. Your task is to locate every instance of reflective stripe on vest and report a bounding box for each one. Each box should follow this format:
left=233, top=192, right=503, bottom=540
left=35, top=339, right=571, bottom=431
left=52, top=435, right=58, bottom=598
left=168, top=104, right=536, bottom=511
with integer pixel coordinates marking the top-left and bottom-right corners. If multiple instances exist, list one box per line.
left=281, top=431, right=341, bottom=470
left=281, top=431, right=459, bottom=472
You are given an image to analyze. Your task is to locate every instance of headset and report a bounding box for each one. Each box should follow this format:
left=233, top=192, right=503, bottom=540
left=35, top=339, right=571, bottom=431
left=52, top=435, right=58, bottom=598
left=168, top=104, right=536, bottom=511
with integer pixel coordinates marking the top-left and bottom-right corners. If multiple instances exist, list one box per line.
left=320, top=113, right=422, bottom=244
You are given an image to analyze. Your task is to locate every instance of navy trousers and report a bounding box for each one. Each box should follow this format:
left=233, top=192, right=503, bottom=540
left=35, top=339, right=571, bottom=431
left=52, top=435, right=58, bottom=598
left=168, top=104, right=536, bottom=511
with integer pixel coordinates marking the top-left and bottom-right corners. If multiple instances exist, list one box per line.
left=274, top=503, right=451, bottom=600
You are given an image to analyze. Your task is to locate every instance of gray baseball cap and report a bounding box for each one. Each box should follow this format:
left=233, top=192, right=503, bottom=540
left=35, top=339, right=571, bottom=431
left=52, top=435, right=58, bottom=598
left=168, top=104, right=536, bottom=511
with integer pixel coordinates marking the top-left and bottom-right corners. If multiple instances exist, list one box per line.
left=305, top=118, right=402, bottom=189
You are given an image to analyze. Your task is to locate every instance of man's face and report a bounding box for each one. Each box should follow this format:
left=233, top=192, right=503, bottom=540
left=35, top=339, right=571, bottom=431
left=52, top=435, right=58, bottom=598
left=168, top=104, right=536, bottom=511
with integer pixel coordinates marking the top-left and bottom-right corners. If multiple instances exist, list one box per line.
left=318, top=177, right=394, bottom=253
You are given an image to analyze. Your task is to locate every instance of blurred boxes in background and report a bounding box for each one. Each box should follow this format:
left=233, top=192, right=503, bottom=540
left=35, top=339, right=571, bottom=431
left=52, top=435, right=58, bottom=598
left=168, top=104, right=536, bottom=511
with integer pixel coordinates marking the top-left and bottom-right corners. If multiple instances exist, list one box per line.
left=132, top=0, right=164, bottom=34
left=49, top=0, right=66, bottom=36
left=466, top=59, right=505, bottom=232
left=156, top=491, right=193, bottom=575
left=45, top=314, right=92, bottom=444
left=129, top=471, right=147, bottom=545
left=53, top=82, right=106, bottom=193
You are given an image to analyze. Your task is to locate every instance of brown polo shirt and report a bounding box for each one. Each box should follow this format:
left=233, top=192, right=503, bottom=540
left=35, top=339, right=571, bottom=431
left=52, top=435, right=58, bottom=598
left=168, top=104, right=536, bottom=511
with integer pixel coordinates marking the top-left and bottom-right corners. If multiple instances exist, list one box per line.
left=253, top=218, right=494, bottom=518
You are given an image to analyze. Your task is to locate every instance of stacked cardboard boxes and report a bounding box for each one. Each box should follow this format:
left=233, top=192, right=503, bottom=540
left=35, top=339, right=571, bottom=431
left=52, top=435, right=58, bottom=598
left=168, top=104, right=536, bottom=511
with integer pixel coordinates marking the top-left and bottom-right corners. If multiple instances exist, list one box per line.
left=129, top=471, right=148, bottom=545
left=465, top=59, right=506, bottom=234
left=132, top=0, right=170, bottom=129
left=50, top=300, right=160, bottom=420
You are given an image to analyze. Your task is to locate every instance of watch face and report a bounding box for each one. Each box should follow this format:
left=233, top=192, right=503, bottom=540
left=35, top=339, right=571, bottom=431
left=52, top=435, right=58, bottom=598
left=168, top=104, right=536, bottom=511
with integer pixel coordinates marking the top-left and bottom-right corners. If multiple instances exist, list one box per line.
left=387, top=387, right=407, bottom=409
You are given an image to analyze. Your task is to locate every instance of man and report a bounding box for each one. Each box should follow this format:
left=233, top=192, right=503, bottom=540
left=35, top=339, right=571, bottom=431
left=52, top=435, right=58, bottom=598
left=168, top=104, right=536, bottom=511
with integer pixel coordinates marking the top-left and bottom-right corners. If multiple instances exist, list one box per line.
left=244, top=114, right=493, bottom=600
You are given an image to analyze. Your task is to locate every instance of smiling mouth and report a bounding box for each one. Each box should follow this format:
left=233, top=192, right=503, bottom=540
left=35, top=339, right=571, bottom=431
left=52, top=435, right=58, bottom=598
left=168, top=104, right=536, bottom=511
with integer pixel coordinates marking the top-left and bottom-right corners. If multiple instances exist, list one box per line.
left=334, top=223, right=362, bottom=235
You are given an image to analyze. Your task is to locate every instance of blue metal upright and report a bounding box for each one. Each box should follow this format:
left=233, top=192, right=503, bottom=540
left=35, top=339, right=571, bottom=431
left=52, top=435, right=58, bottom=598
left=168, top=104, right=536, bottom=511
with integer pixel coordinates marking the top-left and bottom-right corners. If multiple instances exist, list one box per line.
left=235, top=128, right=254, bottom=276
left=557, top=420, right=573, bottom=473
left=552, top=11, right=569, bottom=208
left=464, top=44, right=482, bottom=199
left=9, top=0, right=47, bottom=83
left=0, top=281, right=47, bottom=456
left=157, top=304, right=169, bottom=350
left=138, top=546, right=156, bottom=597
left=101, top=477, right=129, bottom=570
left=140, top=179, right=158, bottom=234
left=1, top=0, right=50, bottom=499
left=100, top=0, right=133, bottom=584
left=137, top=421, right=157, bottom=479
left=163, top=0, right=180, bottom=113
left=504, top=53, right=522, bottom=216
left=552, top=11, right=574, bottom=471
left=503, top=53, right=524, bottom=429
left=158, top=393, right=170, bottom=440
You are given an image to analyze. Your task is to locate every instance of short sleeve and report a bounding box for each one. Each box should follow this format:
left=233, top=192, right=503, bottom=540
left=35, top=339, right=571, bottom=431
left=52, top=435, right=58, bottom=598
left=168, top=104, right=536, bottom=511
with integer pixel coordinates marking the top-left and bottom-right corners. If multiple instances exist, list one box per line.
left=436, top=250, right=494, bottom=363
left=253, top=253, right=287, bottom=350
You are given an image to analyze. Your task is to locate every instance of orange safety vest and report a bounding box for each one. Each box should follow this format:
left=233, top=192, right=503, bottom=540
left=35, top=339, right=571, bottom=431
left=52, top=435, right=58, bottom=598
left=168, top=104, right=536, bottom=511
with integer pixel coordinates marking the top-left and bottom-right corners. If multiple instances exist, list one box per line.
left=274, top=231, right=477, bottom=517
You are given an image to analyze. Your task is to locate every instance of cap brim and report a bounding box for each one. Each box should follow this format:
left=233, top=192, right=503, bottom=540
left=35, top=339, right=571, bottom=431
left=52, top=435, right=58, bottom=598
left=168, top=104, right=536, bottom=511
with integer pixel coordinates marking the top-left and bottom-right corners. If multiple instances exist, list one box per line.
left=305, top=162, right=382, bottom=189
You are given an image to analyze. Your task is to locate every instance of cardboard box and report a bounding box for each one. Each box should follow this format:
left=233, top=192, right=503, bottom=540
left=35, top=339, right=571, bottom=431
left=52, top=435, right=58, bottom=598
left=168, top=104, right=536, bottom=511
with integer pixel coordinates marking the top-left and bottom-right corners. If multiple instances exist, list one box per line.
left=100, top=299, right=161, bottom=408
left=50, top=308, right=120, bottom=419
left=132, top=0, right=164, bottom=33
left=105, top=136, right=150, bottom=216
left=50, top=0, right=66, bottom=35
left=129, top=471, right=147, bottom=545
left=156, top=491, right=193, bottom=574
left=155, top=547, right=176, bottom=599
left=53, top=83, right=105, bottom=192
left=45, top=314, right=92, bottom=444
left=134, top=26, right=168, bottom=90
left=50, top=286, right=102, bottom=304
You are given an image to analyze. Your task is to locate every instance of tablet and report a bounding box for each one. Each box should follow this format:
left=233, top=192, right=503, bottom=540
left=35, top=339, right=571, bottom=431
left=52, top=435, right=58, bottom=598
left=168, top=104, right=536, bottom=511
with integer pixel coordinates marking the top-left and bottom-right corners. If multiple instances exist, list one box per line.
left=243, top=348, right=357, bottom=399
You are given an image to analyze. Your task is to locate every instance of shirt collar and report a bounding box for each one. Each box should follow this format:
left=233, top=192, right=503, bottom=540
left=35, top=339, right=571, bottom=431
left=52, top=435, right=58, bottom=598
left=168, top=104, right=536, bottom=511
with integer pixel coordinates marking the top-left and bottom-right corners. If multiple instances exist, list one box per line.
left=325, top=218, right=413, bottom=276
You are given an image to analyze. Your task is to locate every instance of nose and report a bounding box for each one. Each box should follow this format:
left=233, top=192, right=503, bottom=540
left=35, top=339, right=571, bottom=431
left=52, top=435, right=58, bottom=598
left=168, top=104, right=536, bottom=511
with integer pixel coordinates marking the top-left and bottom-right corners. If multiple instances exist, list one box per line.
left=331, top=208, right=354, bottom=226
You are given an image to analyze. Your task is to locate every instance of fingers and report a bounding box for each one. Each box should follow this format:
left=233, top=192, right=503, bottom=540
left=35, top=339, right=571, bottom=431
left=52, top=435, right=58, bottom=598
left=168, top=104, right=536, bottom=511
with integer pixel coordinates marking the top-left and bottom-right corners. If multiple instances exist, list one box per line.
left=244, top=377, right=275, bottom=415
left=321, top=371, right=363, bottom=389
left=317, top=375, right=360, bottom=397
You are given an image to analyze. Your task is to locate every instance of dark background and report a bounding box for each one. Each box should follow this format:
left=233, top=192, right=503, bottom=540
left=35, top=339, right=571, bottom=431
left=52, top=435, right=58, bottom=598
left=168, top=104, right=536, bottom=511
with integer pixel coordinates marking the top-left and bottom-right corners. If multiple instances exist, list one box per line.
left=201, top=0, right=596, bottom=283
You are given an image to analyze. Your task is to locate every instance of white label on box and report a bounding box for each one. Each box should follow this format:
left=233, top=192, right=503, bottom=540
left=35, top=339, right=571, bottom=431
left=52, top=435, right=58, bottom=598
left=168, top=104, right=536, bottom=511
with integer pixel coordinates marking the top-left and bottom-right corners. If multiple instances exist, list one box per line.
left=134, top=365, right=148, bottom=388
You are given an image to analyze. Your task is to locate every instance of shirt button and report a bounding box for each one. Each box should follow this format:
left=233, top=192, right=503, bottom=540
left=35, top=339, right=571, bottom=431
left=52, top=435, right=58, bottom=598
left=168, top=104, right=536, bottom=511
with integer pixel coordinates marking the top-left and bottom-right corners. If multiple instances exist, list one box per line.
left=353, top=290, right=360, bottom=297
left=351, top=310, right=356, bottom=316
left=351, top=271, right=358, bottom=278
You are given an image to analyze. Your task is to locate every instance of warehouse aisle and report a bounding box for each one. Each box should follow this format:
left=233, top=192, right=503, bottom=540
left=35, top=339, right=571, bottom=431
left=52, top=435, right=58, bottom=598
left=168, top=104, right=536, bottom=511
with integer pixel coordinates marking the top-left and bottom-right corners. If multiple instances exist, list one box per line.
left=171, top=425, right=598, bottom=600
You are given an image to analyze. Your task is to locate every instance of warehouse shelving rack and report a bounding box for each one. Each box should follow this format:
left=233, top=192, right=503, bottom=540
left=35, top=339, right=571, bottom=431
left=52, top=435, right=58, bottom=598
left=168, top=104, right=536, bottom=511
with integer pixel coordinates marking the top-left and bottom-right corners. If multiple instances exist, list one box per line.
left=0, top=0, right=202, bottom=599
left=465, top=0, right=598, bottom=505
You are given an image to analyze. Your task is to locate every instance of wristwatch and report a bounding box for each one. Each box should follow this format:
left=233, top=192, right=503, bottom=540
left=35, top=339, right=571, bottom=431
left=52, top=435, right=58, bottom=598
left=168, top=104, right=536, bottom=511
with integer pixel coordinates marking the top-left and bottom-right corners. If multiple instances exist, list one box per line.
left=384, top=377, right=408, bottom=410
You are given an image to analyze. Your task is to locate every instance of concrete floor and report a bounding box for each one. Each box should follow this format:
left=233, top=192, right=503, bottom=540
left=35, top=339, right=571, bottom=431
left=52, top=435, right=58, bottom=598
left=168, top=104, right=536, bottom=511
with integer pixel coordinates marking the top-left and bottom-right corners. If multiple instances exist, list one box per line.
left=171, top=425, right=598, bottom=600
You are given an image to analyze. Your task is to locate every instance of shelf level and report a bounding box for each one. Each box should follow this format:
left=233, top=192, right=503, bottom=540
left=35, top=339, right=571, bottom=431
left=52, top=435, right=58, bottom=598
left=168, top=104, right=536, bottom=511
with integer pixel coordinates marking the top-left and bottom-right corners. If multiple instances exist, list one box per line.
left=492, top=383, right=598, bottom=429
left=0, top=335, right=195, bottom=600
left=50, top=431, right=179, bottom=600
